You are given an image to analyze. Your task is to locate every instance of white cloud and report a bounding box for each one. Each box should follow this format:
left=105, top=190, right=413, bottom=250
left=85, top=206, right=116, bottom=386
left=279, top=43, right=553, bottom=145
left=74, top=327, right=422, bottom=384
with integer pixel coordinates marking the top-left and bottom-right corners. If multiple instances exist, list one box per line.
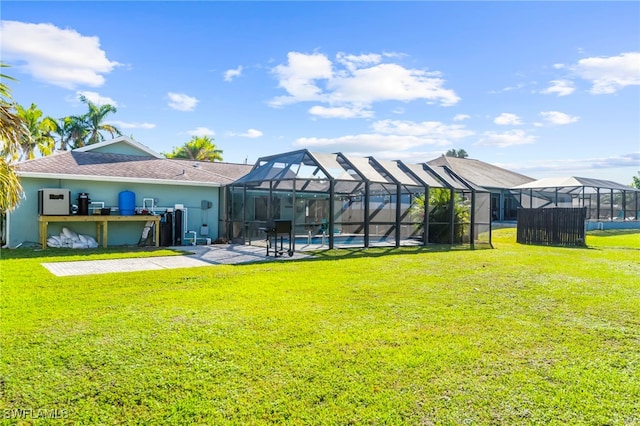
left=494, top=113, right=522, bottom=126
left=0, top=20, right=120, bottom=89
left=328, top=63, right=459, bottom=106
left=573, top=52, right=640, bottom=94
left=270, top=51, right=459, bottom=111
left=539, top=111, right=580, bottom=125
left=293, top=119, right=473, bottom=154
left=540, top=79, right=575, bottom=96
left=270, top=52, right=333, bottom=106
left=187, top=127, right=215, bottom=136
left=498, top=152, right=640, bottom=177
left=335, top=52, right=382, bottom=72
left=168, top=92, right=198, bottom=111
left=475, top=130, right=536, bottom=148
left=309, top=105, right=374, bottom=119
left=294, top=133, right=448, bottom=153
left=76, top=91, right=117, bottom=107
left=109, top=121, right=155, bottom=130
left=372, top=120, right=474, bottom=140
left=490, top=83, right=525, bottom=94
left=240, top=129, right=263, bottom=138
left=224, top=66, right=243, bottom=82
left=453, top=114, right=470, bottom=121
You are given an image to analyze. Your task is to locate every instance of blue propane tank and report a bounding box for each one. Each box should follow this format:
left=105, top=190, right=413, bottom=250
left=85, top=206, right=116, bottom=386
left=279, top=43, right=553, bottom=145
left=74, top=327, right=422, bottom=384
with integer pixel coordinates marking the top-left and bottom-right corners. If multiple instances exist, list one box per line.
left=118, top=190, right=135, bottom=216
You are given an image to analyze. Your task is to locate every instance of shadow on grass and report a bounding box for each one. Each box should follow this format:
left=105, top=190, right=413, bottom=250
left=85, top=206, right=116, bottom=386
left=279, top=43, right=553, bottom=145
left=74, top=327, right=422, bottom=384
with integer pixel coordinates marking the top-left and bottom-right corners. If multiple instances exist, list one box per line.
left=267, top=243, right=486, bottom=264
left=0, top=246, right=192, bottom=261
left=588, top=229, right=640, bottom=238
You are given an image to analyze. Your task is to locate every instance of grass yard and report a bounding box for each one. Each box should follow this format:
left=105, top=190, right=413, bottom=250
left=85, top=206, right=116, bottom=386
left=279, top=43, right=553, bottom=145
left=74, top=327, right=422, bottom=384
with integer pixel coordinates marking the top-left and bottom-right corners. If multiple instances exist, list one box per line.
left=1, top=229, right=639, bottom=425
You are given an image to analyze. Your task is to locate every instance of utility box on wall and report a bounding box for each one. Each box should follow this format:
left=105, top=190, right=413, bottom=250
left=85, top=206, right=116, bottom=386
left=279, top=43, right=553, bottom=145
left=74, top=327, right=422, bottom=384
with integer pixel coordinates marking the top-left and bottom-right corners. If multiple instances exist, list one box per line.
left=38, top=189, right=71, bottom=215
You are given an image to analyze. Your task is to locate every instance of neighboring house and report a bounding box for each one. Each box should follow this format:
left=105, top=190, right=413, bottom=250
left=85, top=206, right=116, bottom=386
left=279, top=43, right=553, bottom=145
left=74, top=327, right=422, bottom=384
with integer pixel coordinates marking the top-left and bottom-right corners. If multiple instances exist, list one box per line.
left=5, top=137, right=251, bottom=248
left=427, top=156, right=535, bottom=221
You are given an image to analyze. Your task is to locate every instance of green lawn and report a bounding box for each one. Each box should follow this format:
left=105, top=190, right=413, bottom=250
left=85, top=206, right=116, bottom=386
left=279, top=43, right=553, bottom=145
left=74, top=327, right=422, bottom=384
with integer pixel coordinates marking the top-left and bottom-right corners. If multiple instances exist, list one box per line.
left=1, top=229, right=639, bottom=425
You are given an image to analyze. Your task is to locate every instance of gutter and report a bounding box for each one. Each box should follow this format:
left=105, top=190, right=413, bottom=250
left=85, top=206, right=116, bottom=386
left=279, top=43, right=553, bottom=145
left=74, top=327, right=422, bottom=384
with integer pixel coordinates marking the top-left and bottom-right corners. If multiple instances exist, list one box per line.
left=16, top=172, right=223, bottom=188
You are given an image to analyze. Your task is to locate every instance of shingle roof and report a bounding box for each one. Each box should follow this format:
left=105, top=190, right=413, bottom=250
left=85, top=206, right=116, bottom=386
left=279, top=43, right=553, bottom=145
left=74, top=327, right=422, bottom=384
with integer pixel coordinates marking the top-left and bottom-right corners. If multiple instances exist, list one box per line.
left=16, top=151, right=252, bottom=186
left=427, top=156, right=534, bottom=189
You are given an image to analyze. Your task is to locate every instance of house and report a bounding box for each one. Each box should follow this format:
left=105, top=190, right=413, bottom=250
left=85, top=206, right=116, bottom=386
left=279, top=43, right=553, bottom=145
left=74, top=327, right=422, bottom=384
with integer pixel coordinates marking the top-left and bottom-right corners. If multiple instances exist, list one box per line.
left=4, top=137, right=251, bottom=248
left=427, top=155, right=535, bottom=221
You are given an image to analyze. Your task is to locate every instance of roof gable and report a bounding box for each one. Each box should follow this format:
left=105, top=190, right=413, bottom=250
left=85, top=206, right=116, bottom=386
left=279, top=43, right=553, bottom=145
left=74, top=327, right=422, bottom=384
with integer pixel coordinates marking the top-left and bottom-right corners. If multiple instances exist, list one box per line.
left=74, top=136, right=163, bottom=158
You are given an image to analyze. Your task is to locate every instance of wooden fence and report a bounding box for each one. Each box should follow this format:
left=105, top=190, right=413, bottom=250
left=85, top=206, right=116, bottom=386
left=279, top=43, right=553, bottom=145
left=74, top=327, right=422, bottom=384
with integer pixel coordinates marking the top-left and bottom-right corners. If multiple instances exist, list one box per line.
left=517, top=208, right=586, bottom=246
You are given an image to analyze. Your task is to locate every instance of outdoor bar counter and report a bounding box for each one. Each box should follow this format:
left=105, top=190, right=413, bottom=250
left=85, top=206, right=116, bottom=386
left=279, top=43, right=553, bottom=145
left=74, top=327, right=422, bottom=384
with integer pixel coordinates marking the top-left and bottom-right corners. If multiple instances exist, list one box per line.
left=38, top=215, right=161, bottom=249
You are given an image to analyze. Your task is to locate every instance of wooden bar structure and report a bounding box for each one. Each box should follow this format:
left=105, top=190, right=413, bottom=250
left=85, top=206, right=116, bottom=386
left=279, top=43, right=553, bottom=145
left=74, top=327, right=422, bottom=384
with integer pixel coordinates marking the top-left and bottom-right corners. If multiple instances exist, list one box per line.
left=516, top=208, right=586, bottom=247
left=38, top=215, right=161, bottom=249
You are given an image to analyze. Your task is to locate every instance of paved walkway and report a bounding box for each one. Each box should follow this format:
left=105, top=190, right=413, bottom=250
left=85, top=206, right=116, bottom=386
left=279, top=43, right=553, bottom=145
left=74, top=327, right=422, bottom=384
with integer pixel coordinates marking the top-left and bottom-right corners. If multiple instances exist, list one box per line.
left=42, top=244, right=314, bottom=277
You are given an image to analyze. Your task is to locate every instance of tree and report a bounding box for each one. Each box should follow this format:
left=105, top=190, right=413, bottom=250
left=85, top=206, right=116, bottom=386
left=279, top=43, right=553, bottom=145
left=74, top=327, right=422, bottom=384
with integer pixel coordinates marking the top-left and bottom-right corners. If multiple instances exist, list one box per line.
left=445, top=149, right=469, bottom=158
left=164, top=136, right=223, bottom=161
left=0, top=63, right=29, bottom=212
left=632, top=172, right=640, bottom=189
left=53, top=116, right=88, bottom=151
left=410, top=188, right=470, bottom=244
left=78, top=95, right=121, bottom=146
left=14, top=103, right=57, bottom=160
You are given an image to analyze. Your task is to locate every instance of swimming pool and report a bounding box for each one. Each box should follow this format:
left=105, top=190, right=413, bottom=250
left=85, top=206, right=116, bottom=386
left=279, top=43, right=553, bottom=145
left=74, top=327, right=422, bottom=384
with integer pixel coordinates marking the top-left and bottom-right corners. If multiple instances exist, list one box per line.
left=293, top=235, right=395, bottom=246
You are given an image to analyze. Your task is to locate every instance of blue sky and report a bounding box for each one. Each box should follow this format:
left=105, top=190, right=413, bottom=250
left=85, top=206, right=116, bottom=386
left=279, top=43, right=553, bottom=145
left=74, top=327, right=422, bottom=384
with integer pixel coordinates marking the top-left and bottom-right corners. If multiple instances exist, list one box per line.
left=2, top=1, right=639, bottom=184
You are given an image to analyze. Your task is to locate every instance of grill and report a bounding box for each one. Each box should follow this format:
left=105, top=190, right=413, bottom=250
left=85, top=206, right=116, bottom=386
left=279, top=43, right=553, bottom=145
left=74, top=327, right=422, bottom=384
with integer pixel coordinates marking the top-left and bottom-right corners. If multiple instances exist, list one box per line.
left=262, top=220, right=293, bottom=257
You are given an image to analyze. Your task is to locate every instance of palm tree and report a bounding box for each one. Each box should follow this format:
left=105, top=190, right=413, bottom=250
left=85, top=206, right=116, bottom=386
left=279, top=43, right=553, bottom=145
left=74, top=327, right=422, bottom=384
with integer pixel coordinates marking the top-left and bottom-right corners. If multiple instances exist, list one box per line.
left=165, top=136, right=223, bottom=162
left=79, top=95, right=121, bottom=146
left=410, top=188, right=469, bottom=244
left=0, top=63, right=29, bottom=212
left=53, top=116, right=87, bottom=151
left=14, top=103, right=57, bottom=160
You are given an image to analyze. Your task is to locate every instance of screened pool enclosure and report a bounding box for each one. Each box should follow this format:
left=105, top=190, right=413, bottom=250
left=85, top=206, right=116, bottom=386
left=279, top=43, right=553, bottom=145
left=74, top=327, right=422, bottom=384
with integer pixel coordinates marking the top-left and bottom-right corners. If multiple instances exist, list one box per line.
left=223, top=150, right=492, bottom=250
left=512, top=177, right=640, bottom=222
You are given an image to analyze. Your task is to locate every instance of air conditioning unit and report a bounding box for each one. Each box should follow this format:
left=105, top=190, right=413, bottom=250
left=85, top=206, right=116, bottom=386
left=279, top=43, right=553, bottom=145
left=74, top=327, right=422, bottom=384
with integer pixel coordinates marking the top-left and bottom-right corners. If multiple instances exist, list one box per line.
left=38, top=189, right=71, bottom=215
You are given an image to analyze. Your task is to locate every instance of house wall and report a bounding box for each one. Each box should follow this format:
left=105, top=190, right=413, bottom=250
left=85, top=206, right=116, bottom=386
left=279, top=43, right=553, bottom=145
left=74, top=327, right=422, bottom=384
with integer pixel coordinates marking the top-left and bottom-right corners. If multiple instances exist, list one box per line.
left=88, top=143, right=152, bottom=156
left=8, top=177, right=220, bottom=248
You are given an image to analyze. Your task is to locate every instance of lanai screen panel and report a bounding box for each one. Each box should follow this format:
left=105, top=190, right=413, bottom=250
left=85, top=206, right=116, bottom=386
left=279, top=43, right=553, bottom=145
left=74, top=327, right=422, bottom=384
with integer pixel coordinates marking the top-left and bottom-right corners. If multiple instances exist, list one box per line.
left=372, top=159, right=428, bottom=242
left=512, top=177, right=640, bottom=221
left=475, top=191, right=492, bottom=247
left=226, top=149, right=491, bottom=249
left=340, top=155, right=396, bottom=245
left=431, top=165, right=491, bottom=247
